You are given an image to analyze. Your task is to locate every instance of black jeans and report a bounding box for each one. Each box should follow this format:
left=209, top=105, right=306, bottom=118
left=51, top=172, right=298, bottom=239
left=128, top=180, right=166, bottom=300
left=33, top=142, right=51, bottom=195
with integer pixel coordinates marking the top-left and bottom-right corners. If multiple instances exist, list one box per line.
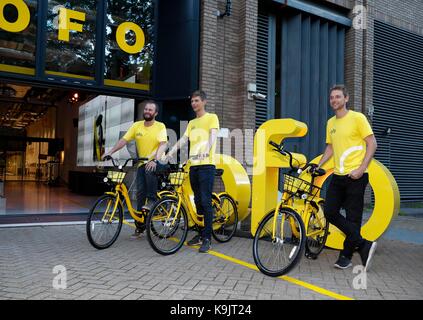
left=136, top=164, right=159, bottom=212
left=324, top=173, right=369, bottom=259
left=189, top=165, right=216, bottom=241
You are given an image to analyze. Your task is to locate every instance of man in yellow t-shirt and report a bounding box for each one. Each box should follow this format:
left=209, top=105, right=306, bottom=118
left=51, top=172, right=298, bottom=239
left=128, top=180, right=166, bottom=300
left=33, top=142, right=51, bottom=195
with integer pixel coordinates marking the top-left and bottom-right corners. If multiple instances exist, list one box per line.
left=103, top=100, right=167, bottom=237
left=166, top=90, right=219, bottom=253
left=317, top=85, right=378, bottom=271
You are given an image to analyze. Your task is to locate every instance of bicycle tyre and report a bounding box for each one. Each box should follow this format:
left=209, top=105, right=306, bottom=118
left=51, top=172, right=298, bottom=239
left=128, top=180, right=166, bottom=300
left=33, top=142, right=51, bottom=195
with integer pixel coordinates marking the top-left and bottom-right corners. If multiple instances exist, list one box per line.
left=253, top=207, right=305, bottom=277
left=86, top=194, right=123, bottom=250
left=146, top=197, right=188, bottom=255
left=212, top=193, right=238, bottom=243
left=305, top=203, right=329, bottom=258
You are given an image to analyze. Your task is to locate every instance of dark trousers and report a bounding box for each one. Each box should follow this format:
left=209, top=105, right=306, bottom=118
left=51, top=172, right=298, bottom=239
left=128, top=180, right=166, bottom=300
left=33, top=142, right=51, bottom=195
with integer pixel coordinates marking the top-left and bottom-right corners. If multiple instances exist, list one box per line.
left=324, top=173, right=369, bottom=259
left=136, top=165, right=159, bottom=212
left=189, top=165, right=216, bottom=240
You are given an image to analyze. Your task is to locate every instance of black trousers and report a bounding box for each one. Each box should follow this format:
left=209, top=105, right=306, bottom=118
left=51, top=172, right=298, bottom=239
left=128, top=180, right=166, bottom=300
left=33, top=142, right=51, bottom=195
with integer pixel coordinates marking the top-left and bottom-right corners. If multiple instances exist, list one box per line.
left=134, top=163, right=168, bottom=230
left=189, top=165, right=216, bottom=240
left=136, top=165, right=159, bottom=212
left=324, top=173, right=369, bottom=259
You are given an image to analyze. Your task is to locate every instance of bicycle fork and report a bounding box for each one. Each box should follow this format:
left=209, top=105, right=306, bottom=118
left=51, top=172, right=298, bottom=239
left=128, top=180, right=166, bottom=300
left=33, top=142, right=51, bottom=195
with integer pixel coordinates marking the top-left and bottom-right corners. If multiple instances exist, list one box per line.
left=271, top=204, right=299, bottom=260
left=101, top=193, right=121, bottom=223
left=159, top=197, right=182, bottom=228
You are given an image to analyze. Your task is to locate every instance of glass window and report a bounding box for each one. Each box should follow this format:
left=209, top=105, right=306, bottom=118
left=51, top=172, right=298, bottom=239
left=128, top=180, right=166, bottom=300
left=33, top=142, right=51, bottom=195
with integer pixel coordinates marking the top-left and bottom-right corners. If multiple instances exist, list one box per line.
left=45, top=0, right=96, bottom=79
left=0, top=0, right=37, bottom=75
left=105, top=0, right=154, bottom=91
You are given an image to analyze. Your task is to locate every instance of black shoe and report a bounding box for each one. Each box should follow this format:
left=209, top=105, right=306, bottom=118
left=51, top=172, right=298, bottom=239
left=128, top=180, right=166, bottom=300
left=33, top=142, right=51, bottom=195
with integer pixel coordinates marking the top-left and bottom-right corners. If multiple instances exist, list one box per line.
left=199, top=239, right=211, bottom=253
left=359, top=240, right=377, bottom=271
left=334, top=255, right=352, bottom=269
left=187, top=234, right=202, bottom=246
left=130, top=229, right=143, bottom=239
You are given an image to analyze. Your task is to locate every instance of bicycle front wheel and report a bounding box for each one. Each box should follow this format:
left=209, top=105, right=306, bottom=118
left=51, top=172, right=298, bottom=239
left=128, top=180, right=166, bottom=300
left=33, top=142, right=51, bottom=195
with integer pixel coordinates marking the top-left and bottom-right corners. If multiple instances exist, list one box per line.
left=212, top=193, right=238, bottom=243
left=146, top=197, right=188, bottom=255
left=86, top=194, right=123, bottom=250
left=253, top=207, right=305, bottom=277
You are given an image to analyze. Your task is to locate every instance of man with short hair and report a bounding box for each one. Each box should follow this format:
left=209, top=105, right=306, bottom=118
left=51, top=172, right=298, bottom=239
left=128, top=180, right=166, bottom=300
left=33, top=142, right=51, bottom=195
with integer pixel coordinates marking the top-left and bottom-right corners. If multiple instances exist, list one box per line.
left=317, top=84, right=378, bottom=271
left=166, top=90, right=219, bottom=253
left=103, top=100, right=168, bottom=238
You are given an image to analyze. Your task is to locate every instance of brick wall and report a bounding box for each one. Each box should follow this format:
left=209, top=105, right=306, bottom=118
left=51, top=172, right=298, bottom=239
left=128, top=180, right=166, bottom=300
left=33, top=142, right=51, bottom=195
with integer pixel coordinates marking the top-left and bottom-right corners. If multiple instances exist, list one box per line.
left=199, top=0, right=257, bottom=167
left=199, top=0, right=423, bottom=213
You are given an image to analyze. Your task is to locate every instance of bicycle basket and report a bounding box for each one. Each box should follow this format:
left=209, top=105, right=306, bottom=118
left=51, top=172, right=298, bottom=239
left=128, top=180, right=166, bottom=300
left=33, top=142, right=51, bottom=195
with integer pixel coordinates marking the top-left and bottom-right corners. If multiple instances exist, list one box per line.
left=168, top=170, right=186, bottom=187
left=283, top=174, right=321, bottom=201
left=106, top=171, right=127, bottom=184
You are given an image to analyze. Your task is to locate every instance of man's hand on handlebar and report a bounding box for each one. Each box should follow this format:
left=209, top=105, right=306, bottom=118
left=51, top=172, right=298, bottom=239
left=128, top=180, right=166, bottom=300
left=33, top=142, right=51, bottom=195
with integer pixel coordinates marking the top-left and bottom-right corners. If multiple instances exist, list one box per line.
left=102, top=153, right=112, bottom=161
left=145, top=159, right=158, bottom=172
left=309, top=163, right=326, bottom=176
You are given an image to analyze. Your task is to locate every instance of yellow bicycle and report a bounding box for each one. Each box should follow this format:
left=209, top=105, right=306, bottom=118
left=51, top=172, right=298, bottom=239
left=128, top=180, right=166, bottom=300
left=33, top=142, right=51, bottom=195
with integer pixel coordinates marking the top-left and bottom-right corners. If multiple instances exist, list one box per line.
left=146, top=157, right=239, bottom=255
left=86, top=156, right=150, bottom=249
left=252, top=141, right=329, bottom=276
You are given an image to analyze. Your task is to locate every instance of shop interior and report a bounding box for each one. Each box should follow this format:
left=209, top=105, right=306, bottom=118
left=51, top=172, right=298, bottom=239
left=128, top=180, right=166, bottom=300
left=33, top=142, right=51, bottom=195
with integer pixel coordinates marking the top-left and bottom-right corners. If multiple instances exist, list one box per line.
left=0, top=82, right=99, bottom=216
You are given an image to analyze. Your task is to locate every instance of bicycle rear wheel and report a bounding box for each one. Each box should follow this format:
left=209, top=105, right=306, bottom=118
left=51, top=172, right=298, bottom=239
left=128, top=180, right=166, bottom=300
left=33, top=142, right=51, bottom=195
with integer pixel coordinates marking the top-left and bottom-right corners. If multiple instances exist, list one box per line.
left=253, top=207, right=305, bottom=277
left=212, top=193, right=238, bottom=243
left=86, top=194, right=123, bottom=249
left=305, top=203, right=329, bottom=259
left=146, top=197, right=188, bottom=255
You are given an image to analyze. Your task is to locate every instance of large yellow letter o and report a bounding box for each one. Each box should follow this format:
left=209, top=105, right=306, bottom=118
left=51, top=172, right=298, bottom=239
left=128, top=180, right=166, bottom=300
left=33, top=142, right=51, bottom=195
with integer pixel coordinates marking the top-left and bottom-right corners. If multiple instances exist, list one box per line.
left=311, top=156, right=400, bottom=249
left=0, top=0, right=30, bottom=33
left=116, top=22, right=145, bottom=54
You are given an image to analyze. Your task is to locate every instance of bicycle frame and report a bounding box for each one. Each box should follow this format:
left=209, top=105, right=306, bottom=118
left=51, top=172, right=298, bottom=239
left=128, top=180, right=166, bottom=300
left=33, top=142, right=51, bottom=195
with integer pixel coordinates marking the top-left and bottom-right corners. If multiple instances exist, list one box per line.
left=104, top=183, right=145, bottom=223
left=156, top=165, right=229, bottom=231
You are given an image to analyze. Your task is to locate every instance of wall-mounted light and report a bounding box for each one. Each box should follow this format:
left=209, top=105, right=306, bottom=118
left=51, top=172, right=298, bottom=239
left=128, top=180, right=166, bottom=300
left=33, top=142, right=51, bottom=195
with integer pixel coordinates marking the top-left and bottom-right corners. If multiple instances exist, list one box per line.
left=247, top=83, right=266, bottom=101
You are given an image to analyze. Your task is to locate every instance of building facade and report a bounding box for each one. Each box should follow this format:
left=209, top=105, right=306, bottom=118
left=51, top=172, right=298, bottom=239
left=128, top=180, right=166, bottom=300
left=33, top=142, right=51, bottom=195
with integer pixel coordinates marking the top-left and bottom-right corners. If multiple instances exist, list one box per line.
left=199, top=0, right=423, bottom=202
left=1, top=0, right=422, bottom=206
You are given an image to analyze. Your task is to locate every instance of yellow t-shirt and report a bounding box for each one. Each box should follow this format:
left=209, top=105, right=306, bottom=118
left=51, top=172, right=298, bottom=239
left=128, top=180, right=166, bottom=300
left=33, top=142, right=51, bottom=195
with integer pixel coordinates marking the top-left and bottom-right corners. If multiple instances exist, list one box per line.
left=326, top=110, right=373, bottom=175
left=184, top=113, right=220, bottom=166
left=123, top=121, right=167, bottom=160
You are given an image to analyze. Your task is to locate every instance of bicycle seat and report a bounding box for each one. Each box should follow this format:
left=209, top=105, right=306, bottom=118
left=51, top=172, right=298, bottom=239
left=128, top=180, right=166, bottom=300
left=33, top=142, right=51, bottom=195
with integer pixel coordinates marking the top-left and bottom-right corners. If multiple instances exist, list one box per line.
left=215, top=169, right=224, bottom=177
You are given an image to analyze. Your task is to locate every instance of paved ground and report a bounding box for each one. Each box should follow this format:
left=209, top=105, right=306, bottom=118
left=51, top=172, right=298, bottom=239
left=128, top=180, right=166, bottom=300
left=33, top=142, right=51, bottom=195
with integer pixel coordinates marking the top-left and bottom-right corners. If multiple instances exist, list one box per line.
left=0, top=216, right=422, bottom=300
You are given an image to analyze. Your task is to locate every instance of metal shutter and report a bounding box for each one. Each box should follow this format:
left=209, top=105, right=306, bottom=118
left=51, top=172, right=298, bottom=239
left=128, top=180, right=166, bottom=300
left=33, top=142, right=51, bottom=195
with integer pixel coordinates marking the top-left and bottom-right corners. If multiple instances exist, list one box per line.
left=256, top=14, right=275, bottom=129
left=373, top=20, right=423, bottom=202
left=280, top=12, right=345, bottom=159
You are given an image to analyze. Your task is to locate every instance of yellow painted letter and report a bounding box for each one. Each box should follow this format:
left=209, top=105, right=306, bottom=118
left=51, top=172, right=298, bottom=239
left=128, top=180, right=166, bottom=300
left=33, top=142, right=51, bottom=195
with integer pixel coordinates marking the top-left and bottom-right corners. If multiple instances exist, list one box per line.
left=116, top=22, right=145, bottom=54
left=0, top=0, right=30, bottom=33
left=58, top=8, right=85, bottom=42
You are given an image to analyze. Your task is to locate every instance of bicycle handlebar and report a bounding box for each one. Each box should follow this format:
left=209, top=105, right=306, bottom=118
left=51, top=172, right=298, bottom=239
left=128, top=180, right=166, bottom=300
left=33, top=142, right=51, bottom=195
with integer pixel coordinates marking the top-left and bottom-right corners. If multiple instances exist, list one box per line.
left=103, top=156, right=149, bottom=170
left=268, top=141, right=326, bottom=177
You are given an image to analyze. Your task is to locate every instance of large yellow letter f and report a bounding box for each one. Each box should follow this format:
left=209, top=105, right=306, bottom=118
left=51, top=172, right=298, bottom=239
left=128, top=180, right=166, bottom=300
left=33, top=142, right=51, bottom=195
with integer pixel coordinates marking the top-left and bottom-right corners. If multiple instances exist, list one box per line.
left=58, top=8, right=85, bottom=42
